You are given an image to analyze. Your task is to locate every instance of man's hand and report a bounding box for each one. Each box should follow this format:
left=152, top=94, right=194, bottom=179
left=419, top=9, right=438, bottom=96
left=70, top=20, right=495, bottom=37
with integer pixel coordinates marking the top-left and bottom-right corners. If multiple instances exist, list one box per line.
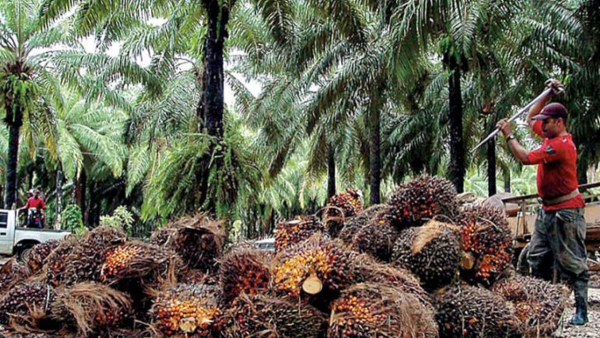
left=545, top=78, right=564, bottom=96
left=496, top=118, right=513, bottom=138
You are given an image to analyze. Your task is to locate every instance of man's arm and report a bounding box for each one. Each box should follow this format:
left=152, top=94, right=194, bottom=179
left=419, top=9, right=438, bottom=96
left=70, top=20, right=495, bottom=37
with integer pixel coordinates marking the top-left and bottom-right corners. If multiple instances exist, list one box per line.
left=526, top=79, right=564, bottom=127
left=526, top=96, right=550, bottom=128
left=19, top=200, right=30, bottom=211
left=496, top=118, right=532, bottom=164
left=506, top=138, right=532, bottom=164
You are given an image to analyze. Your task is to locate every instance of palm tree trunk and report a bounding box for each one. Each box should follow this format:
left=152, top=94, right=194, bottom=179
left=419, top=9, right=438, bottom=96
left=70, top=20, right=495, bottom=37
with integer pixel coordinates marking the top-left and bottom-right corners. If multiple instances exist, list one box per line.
left=487, top=138, right=496, bottom=197
left=75, top=169, right=87, bottom=224
left=504, top=172, right=511, bottom=193
left=90, top=183, right=101, bottom=227
left=370, top=108, right=381, bottom=204
left=446, top=57, right=465, bottom=193
left=201, top=0, right=228, bottom=139
left=3, top=123, right=20, bottom=209
left=56, top=166, right=63, bottom=229
left=327, top=143, right=336, bottom=199
left=577, top=159, right=588, bottom=185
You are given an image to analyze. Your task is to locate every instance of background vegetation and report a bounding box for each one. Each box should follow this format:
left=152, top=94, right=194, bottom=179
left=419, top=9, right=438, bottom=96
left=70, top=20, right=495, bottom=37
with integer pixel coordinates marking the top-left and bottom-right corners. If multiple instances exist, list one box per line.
left=1, top=0, right=599, bottom=238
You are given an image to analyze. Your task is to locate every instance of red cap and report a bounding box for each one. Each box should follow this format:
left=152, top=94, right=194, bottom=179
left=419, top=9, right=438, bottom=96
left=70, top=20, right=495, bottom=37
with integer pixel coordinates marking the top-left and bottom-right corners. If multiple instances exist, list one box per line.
left=532, top=102, right=568, bottom=120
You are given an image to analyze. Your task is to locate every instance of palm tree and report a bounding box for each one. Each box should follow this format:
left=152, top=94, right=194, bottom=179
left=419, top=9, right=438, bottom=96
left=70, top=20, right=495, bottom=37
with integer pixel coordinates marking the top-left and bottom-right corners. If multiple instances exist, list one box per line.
left=0, top=0, right=88, bottom=209
left=52, top=89, right=128, bottom=222
left=380, top=0, right=523, bottom=193
left=38, top=0, right=299, bottom=216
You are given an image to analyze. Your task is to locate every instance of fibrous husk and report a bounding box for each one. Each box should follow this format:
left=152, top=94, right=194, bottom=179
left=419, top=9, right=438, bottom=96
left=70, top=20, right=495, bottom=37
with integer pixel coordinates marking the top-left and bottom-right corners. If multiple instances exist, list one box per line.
left=456, top=205, right=513, bottom=286
left=221, top=294, right=326, bottom=338
left=60, top=227, right=128, bottom=286
left=180, top=269, right=219, bottom=286
left=338, top=205, right=391, bottom=245
left=150, top=213, right=225, bottom=272
left=274, top=215, right=325, bottom=252
left=99, top=241, right=183, bottom=285
left=273, top=234, right=354, bottom=300
left=491, top=276, right=570, bottom=337
left=218, top=247, right=271, bottom=304
left=328, top=283, right=438, bottom=338
left=323, top=189, right=363, bottom=238
left=348, top=253, right=431, bottom=308
left=0, top=258, right=30, bottom=294
left=0, top=282, right=56, bottom=328
left=49, top=282, right=133, bottom=336
left=387, top=175, right=458, bottom=229
left=27, top=240, right=61, bottom=274
left=149, top=284, right=223, bottom=337
left=391, top=221, right=461, bottom=292
left=434, top=284, right=523, bottom=338
left=351, top=213, right=399, bottom=262
left=223, top=240, right=260, bottom=253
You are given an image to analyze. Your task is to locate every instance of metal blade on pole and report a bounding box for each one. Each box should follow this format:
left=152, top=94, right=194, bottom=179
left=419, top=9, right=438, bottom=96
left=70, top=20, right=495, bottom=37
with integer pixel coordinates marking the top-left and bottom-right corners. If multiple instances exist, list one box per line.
left=472, top=87, right=556, bottom=152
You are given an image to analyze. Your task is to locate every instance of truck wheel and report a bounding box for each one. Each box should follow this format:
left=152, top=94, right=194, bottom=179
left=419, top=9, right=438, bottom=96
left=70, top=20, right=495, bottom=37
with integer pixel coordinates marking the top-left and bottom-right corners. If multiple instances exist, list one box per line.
left=516, top=243, right=531, bottom=276
left=18, top=246, right=34, bottom=263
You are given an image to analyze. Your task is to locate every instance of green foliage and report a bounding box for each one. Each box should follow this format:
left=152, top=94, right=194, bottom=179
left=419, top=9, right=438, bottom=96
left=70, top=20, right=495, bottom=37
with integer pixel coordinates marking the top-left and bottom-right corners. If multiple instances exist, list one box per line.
left=141, top=119, right=261, bottom=221
left=1, top=0, right=598, bottom=241
left=61, top=204, right=84, bottom=233
left=0, top=73, right=40, bottom=126
left=100, top=206, right=134, bottom=236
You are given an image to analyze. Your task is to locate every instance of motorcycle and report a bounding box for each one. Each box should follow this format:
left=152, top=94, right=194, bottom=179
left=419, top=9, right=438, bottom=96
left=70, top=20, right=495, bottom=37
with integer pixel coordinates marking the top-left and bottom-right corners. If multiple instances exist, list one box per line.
left=27, top=207, right=44, bottom=228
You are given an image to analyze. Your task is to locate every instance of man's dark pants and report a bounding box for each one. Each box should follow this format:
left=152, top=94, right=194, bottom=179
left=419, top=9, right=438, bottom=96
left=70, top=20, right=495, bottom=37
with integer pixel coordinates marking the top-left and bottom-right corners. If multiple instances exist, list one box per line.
left=527, top=207, right=589, bottom=305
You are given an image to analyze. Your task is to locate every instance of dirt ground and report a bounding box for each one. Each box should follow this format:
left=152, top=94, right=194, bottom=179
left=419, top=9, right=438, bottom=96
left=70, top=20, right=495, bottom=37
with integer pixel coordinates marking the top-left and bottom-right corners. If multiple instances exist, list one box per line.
left=553, top=270, right=600, bottom=338
left=553, top=286, right=600, bottom=338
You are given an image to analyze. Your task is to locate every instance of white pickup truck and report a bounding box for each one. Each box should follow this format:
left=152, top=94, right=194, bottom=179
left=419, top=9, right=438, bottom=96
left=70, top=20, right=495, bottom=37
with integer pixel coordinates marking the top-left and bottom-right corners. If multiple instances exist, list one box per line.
left=0, top=209, right=70, bottom=261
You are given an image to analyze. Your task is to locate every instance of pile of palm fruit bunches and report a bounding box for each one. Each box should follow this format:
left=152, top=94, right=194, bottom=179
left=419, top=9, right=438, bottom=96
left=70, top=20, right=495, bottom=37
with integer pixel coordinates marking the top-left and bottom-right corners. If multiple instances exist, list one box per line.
left=0, top=176, right=572, bottom=338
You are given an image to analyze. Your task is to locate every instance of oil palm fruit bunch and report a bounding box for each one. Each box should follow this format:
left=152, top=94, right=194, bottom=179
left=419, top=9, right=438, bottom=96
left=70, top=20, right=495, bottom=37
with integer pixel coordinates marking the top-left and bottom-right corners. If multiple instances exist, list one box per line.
left=327, top=189, right=363, bottom=217
left=351, top=212, right=399, bottom=262
left=391, top=221, right=461, bottom=292
left=329, top=283, right=438, bottom=338
left=323, top=189, right=363, bottom=237
left=222, top=294, right=326, bottom=338
left=99, top=241, right=182, bottom=284
left=0, top=258, right=29, bottom=294
left=218, top=247, right=272, bottom=304
left=456, top=205, right=513, bottom=286
left=62, top=226, right=128, bottom=285
left=337, top=204, right=391, bottom=245
left=50, top=282, right=133, bottom=335
left=274, top=234, right=353, bottom=299
left=150, top=214, right=225, bottom=272
left=388, top=175, right=458, bottom=229
left=274, top=215, right=325, bottom=252
left=348, top=253, right=431, bottom=307
left=46, top=235, right=78, bottom=287
left=150, top=284, right=224, bottom=337
left=492, top=276, right=570, bottom=337
left=27, top=240, right=60, bottom=273
left=0, top=282, right=56, bottom=327
left=434, top=284, right=522, bottom=338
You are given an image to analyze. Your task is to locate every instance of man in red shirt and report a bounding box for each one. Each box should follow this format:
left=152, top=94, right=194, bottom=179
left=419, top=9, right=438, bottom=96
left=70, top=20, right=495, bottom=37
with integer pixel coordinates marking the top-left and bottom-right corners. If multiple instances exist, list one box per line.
left=19, top=189, right=46, bottom=228
left=496, top=80, right=588, bottom=325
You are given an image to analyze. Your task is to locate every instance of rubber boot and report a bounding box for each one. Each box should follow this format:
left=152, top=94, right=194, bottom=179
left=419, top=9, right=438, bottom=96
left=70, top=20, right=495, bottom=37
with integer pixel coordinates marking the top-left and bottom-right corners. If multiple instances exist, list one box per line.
left=568, top=279, right=588, bottom=325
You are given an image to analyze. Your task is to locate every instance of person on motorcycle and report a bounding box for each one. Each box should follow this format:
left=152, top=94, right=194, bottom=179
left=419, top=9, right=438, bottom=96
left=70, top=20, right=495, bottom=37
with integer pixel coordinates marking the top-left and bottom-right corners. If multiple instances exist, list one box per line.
left=19, top=189, right=46, bottom=228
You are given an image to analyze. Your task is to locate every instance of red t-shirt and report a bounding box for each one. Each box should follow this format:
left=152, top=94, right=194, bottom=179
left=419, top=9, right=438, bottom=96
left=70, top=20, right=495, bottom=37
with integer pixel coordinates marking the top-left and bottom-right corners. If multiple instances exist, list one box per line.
left=25, top=197, right=46, bottom=210
left=526, top=121, right=585, bottom=211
